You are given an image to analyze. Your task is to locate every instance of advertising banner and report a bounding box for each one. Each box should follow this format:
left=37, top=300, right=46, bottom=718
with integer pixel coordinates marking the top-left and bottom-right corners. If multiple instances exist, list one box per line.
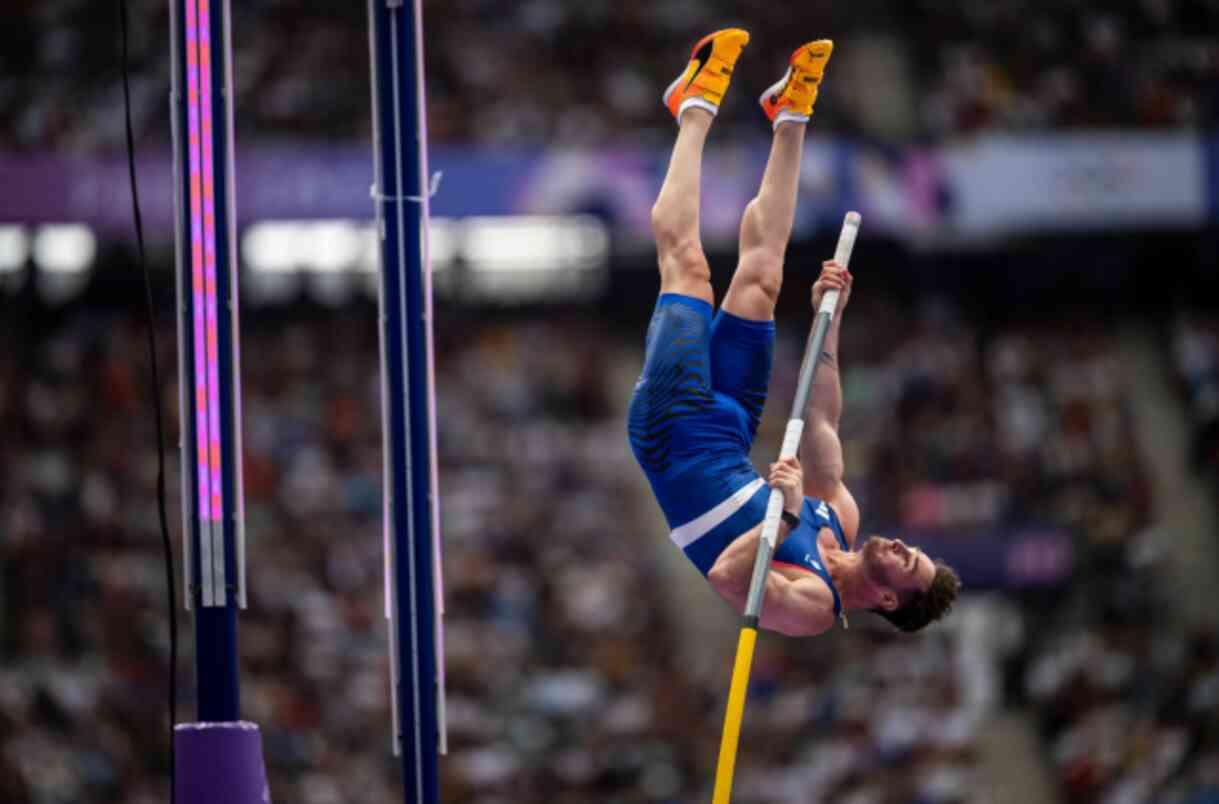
left=1, top=134, right=1209, bottom=250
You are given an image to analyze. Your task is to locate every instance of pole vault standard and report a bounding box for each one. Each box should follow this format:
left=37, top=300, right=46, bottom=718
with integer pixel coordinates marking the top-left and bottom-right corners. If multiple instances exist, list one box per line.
left=170, top=0, right=269, bottom=800
left=711, top=212, right=862, bottom=804
left=368, top=1, right=445, bottom=802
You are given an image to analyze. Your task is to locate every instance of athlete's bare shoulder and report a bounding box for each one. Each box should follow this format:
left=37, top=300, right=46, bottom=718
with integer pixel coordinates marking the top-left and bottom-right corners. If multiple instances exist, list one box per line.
left=828, top=485, right=860, bottom=549
left=764, top=566, right=837, bottom=637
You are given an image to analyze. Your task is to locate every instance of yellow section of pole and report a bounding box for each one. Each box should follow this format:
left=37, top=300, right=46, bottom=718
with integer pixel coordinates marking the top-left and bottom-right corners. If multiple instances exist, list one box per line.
left=711, top=625, right=758, bottom=804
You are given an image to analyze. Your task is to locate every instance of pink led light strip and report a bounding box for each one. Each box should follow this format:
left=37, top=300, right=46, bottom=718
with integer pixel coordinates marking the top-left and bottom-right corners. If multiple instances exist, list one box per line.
left=185, top=0, right=210, bottom=531
left=199, top=0, right=223, bottom=526
left=185, top=0, right=223, bottom=531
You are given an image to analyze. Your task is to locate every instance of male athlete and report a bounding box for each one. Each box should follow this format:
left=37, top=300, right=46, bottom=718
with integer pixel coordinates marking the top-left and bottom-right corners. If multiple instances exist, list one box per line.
left=628, top=30, right=960, bottom=637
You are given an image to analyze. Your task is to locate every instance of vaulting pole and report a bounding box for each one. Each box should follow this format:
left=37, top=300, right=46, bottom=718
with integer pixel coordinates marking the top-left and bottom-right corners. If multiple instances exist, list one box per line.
left=711, top=211, right=861, bottom=804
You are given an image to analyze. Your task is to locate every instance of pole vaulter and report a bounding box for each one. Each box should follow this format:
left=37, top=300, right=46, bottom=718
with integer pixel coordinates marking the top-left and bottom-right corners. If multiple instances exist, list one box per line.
left=624, top=29, right=963, bottom=802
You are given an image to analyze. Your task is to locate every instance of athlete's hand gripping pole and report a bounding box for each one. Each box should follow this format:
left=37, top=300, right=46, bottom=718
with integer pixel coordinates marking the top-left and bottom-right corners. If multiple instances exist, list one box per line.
left=711, top=211, right=861, bottom=804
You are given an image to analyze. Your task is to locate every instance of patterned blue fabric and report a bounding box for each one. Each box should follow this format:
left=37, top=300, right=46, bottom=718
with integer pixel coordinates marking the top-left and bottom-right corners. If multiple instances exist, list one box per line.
left=628, top=294, right=766, bottom=529
left=708, top=307, right=774, bottom=440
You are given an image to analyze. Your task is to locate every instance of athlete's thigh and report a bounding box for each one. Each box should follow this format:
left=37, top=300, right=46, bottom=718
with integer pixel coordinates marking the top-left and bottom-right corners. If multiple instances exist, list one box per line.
left=708, top=307, right=774, bottom=440
left=628, top=294, right=716, bottom=473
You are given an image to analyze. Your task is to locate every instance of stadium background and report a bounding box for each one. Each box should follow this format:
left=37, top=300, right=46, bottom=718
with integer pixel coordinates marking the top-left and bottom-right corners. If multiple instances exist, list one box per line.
left=3, top=1, right=1219, bottom=802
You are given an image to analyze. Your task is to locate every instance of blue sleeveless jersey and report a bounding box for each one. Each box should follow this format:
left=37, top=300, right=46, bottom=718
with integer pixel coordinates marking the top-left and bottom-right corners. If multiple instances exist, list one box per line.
left=772, top=497, right=850, bottom=616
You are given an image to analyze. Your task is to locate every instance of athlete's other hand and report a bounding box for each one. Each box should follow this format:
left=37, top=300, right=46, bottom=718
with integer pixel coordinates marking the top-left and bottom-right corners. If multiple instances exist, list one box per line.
left=811, top=261, right=851, bottom=312
left=769, top=455, right=804, bottom=514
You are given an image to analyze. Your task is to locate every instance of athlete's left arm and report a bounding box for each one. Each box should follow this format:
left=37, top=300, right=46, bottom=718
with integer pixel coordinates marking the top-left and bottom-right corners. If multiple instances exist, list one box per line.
left=801, top=262, right=861, bottom=546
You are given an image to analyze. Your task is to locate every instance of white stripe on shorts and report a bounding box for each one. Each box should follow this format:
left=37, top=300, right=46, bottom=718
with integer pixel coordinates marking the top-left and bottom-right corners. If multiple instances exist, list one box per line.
left=669, top=477, right=766, bottom=549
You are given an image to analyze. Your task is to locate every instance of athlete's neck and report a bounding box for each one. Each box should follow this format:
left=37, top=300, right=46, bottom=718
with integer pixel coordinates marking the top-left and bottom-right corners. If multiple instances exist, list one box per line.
left=823, top=547, right=870, bottom=612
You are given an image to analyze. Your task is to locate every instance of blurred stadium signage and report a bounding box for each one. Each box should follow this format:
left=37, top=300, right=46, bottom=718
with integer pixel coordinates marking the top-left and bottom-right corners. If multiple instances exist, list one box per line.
left=2, top=134, right=1215, bottom=256
left=896, top=527, right=1075, bottom=590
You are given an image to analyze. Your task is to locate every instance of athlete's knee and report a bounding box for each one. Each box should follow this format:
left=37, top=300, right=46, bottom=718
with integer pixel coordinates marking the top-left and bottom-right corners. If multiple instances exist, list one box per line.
left=734, top=247, right=784, bottom=305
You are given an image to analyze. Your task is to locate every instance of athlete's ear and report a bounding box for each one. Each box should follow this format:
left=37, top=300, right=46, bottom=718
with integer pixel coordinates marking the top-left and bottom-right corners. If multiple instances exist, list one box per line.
left=877, top=589, right=898, bottom=612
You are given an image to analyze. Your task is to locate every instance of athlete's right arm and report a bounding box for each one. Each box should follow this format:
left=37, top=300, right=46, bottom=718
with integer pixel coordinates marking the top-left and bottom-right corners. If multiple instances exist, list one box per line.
left=709, top=529, right=836, bottom=636
left=707, top=520, right=791, bottom=603
left=709, top=456, right=803, bottom=586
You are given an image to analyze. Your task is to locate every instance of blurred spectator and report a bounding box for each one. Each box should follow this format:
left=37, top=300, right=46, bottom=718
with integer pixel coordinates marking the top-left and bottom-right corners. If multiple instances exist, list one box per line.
left=1174, top=315, right=1219, bottom=479
left=5, top=0, right=1218, bottom=152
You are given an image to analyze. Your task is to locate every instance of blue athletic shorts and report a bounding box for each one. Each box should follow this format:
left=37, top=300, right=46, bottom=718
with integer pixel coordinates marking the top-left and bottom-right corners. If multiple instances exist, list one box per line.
left=627, top=294, right=776, bottom=571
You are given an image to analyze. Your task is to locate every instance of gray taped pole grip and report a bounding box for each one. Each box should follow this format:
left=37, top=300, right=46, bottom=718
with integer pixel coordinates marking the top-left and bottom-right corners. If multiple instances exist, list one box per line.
left=760, top=420, right=803, bottom=548
left=817, top=211, right=861, bottom=317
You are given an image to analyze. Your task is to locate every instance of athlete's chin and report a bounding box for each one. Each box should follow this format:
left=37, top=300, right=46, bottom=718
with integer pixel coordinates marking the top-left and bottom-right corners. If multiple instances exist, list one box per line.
left=862, top=537, right=884, bottom=561
left=861, top=538, right=890, bottom=583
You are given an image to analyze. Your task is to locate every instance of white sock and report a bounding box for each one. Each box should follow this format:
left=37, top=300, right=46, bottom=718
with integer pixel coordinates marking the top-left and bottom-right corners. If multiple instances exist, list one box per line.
left=772, top=110, right=809, bottom=130
left=678, top=96, right=718, bottom=122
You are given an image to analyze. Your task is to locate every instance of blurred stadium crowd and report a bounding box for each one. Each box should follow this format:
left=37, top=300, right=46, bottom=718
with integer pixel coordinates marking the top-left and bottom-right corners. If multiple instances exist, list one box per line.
left=2, top=300, right=1216, bottom=802
left=3, top=0, right=1219, bottom=802
left=5, top=0, right=1219, bottom=150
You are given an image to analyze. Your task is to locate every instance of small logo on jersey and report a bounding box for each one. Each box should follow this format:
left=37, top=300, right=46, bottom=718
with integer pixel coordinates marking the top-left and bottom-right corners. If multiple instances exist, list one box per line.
left=804, top=554, right=822, bottom=571
left=815, top=502, right=829, bottom=519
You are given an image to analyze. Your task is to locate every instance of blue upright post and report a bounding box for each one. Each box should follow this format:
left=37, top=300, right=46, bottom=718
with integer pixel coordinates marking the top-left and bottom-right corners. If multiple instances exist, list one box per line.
left=170, top=0, right=267, bottom=800
left=368, top=1, right=441, bottom=802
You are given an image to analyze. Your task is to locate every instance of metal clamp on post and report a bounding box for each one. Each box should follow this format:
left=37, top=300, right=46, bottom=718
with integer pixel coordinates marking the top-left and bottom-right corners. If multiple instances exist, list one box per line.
left=370, top=171, right=443, bottom=204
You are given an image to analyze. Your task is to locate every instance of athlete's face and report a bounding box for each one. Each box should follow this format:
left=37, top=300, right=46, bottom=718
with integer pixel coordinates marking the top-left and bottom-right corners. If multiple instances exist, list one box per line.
left=862, top=537, right=936, bottom=605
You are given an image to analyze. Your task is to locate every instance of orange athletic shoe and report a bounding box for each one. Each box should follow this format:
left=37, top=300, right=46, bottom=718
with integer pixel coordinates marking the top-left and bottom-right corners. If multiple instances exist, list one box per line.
left=662, top=28, right=750, bottom=122
left=759, top=39, right=833, bottom=129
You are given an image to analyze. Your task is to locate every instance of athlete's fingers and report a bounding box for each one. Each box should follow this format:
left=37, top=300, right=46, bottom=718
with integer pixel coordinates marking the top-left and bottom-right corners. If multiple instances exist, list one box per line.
left=770, top=465, right=795, bottom=483
left=772, top=466, right=799, bottom=484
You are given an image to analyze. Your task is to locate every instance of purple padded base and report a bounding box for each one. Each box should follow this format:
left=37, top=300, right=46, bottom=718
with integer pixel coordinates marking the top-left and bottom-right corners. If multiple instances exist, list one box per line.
left=175, top=721, right=270, bottom=804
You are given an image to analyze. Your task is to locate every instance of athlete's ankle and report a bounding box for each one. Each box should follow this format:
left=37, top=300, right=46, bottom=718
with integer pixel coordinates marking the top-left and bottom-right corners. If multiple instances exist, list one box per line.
left=679, top=106, right=715, bottom=128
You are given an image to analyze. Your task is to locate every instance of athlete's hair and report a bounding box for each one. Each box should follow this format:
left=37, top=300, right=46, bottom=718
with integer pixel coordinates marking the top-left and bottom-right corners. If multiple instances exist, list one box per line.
left=874, top=560, right=961, bottom=633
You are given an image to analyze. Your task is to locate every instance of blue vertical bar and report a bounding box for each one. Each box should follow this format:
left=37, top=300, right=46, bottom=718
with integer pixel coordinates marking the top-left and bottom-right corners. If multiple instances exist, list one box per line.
left=206, top=0, right=241, bottom=723
left=369, top=1, right=439, bottom=802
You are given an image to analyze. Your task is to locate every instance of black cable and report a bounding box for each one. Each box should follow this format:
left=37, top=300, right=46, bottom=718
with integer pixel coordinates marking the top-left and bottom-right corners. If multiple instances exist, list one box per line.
left=119, top=2, right=178, bottom=801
